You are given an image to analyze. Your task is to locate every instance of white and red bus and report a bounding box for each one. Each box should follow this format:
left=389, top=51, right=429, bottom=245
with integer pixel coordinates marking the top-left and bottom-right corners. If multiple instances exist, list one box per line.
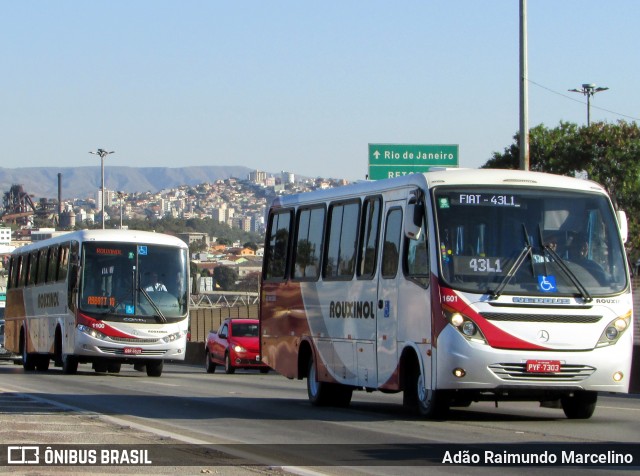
left=5, top=229, right=189, bottom=377
left=260, top=169, right=633, bottom=418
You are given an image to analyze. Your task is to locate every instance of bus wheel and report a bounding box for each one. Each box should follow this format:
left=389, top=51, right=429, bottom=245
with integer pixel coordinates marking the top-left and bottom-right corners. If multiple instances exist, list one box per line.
left=21, top=334, right=36, bottom=371
left=35, top=355, right=50, bottom=372
left=307, top=356, right=331, bottom=406
left=561, top=391, right=597, bottom=419
left=224, top=353, right=235, bottom=374
left=205, top=351, right=216, bottom=374
left=146, top=360, right=163, bottom=377
left=403, top=363, right=449, bottom=418
left=107, top=362, right=121, bottom=374
left=62, top=355, right=78, bottom=375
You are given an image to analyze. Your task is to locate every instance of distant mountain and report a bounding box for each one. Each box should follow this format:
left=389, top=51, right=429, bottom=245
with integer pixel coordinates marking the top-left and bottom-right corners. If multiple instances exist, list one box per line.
left=0, top=166, right=254, bottom=200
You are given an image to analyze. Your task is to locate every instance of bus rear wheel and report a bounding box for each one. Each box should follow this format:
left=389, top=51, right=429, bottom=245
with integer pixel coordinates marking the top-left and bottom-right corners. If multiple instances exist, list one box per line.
left=561, top=391, right=597, bottom=419
left=306, top=356, right=353, bottom=407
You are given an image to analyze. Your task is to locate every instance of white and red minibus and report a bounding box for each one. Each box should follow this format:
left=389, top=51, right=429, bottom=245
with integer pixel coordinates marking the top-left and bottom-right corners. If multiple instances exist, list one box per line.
left=260, top=169, right=633, bottom=418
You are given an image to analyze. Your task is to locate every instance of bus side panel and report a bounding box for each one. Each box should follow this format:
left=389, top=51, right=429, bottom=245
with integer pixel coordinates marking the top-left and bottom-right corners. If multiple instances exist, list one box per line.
left=261, top=281, right=311, bottom=379
left=4, top=288, right=26, bottom=354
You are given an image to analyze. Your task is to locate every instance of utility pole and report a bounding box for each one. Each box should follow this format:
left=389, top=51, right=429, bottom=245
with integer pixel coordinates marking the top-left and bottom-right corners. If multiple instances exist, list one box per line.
left=519, top=0, right=529, bottom=171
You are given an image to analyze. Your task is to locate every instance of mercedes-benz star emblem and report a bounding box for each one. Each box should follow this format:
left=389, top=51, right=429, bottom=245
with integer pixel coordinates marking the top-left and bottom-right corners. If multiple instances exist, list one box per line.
left=537, top=330, right=550, bottom=342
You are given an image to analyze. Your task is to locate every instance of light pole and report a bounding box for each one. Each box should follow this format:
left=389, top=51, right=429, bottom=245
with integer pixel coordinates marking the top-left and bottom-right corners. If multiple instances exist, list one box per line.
left=117, top=191, right=124, bottom=229
left=89, top=149, right=115, bottom=229
left=568, top=83, right=609, bottom=125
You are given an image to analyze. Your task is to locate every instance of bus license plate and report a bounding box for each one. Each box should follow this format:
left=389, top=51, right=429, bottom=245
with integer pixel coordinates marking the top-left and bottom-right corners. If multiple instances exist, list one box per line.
left=123, top=347, right=143, bottom=355
left=526, top=360, right=561, bottom=373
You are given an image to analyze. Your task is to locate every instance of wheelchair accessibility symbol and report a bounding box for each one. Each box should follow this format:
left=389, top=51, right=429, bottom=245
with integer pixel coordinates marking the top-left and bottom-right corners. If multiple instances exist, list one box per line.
left=538, top=275, right=557, bottom=292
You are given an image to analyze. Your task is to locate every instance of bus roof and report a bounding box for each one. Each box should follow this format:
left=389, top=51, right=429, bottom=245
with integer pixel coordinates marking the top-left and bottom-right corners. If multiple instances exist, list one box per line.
left=272, top=169, right=608, bottom=208
left=12, top=229, right=188, bottom=254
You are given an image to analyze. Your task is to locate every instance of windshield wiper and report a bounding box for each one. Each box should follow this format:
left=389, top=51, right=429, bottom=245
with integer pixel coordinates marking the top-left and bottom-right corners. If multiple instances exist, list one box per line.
left=542, top=244, right=592, bottom=302
left=490, top=224, right=534, bottom=299
left=489, top=243, right=531, bottom=299
left=538, top=225, right=591, bottom=302
left=138, top=286, right=168, bottom=323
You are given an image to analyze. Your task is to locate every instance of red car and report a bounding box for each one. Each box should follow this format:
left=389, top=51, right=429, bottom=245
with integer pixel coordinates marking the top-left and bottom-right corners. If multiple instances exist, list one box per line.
left=204, top=318, right=268, bottom=374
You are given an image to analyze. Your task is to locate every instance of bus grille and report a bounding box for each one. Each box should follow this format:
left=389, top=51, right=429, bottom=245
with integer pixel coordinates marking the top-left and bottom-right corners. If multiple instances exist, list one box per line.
left=482, top=313, right=602, bottom=324
left=98, top=347, right=167, bottom=356
left=488, top=363, right=596, bottom=382
left=108, top=337, right=161, bottom=344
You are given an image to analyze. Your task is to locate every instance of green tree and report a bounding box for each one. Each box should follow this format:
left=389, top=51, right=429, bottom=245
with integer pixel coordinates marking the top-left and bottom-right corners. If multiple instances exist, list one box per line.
left=483, top=120, right=640, bottom=257
left=213, top=266, right=238, bottom=290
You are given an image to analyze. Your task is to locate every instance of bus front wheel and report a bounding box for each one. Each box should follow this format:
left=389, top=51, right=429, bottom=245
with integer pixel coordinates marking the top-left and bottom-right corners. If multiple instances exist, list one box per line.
left=21, top=333, right=36, bottom=371
left=403, top=362, right=449, bottom=418
left=146, top=360, right=163, bottom=377
left=62, top=355, right=78, bottom=374
left=561, top=391, right=597, bottom=419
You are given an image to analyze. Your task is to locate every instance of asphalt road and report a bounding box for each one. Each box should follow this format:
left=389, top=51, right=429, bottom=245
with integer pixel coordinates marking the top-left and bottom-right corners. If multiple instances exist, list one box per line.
left=1, top=360, right=639, bottom=475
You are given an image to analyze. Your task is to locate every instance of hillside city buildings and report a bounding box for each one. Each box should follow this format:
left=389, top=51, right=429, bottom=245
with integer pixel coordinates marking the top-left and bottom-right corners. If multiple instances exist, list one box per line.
left=0, top=170, right=349, bottom=284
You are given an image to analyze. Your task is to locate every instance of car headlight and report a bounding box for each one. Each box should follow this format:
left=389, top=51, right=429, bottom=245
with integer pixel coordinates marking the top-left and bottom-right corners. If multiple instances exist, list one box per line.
left=233, top=344, right=247, bottom=353
left=78, top=324, right=107, bottom=340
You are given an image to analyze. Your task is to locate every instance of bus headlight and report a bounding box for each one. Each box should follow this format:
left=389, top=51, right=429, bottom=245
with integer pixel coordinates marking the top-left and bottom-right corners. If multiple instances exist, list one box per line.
left=596, top=312, right=631, bottom=347
left=443, top=309, right=487, bottom=344
left=462, top=321, right=477, bottom=337
left=162, top=331, right=184, bottom=343
left=78, top=324, right=106, bottom=340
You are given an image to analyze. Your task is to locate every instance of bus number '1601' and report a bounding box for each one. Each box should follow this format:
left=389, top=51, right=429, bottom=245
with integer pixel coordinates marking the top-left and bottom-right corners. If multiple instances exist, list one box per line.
left=469, top=258, right=502, bottom=273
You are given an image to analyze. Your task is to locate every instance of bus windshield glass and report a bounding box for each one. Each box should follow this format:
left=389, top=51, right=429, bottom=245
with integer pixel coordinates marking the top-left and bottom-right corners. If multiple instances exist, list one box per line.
left=434, top=187, right=627, bottom=297
left=80, top=242, right=188, bottom=321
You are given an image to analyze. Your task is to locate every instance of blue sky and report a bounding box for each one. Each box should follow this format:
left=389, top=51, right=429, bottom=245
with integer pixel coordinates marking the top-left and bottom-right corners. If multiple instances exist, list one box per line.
left=2, top=1, right=639, bottom=181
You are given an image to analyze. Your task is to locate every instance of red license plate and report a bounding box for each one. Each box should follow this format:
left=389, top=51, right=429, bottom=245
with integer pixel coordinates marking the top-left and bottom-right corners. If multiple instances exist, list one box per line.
left=526, top=360, right=561, bottom=373
left=123, top=347, right=143, bottom=355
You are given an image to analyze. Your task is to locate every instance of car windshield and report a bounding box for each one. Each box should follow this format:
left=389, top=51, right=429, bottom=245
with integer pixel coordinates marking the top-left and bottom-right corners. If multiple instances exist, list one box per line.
left=79, top=242, right=188, bottom=321
left=232, top=323, right=259, bottom=337
left=434, top=186, right=627, bottom=297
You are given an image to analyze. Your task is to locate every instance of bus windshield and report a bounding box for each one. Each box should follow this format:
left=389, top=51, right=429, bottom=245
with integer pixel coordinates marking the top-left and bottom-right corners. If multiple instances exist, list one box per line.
left=80, top=242, right=188, bottom=321
left=434, top=187, right=627, bottom=297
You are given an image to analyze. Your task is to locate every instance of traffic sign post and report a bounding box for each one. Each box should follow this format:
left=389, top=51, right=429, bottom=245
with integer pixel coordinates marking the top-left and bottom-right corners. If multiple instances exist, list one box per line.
left=368, top=144, right=459, bottom=180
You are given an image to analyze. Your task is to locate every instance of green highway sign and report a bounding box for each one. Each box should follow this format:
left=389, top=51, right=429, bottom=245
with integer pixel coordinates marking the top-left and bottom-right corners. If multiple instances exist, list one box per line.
left=368, top=144, right=459, bottom=180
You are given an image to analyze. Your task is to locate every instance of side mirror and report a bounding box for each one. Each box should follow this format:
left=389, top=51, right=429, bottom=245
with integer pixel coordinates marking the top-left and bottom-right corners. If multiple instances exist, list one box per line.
left=617, top=210, right=628, bottom=243
left=404, top=201, right=424, bottom=240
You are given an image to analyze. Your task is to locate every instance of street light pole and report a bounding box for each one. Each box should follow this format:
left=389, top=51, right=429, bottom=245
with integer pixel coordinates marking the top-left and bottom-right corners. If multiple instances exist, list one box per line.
left=568, top=83, right=609, bottom=125
left=89, top=149, right=115, bottom=229
left=118, top=191, right=124, bottom=229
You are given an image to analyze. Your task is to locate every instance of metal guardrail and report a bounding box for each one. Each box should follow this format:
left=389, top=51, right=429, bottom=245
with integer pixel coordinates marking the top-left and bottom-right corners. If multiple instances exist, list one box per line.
left=189, top=291, right=259, bottom=308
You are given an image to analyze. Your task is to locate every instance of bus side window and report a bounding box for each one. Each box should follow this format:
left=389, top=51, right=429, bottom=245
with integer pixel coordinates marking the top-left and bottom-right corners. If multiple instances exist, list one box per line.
left=381, top=208, right=403, bottom=279
left=47, top=245, right=59, bottom=283
left=357, top=196, right=381, bottom=279
left=28, top=251, right=38, bottom=286
left=405, top=212, right=429, bottom=287
left=264, top=210, right=292, bottom=280
left=324, top=201, right=360, bottom=280
left=37, top=248, right=48, bottom=284
left=292, top=206, right=325, bottom=280
left=58, top=244, right=70, bottom=282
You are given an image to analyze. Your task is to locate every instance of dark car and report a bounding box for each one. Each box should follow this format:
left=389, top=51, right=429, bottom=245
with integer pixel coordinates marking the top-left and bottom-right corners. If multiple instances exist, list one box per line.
left=205, top=318, right=268, bottom=374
